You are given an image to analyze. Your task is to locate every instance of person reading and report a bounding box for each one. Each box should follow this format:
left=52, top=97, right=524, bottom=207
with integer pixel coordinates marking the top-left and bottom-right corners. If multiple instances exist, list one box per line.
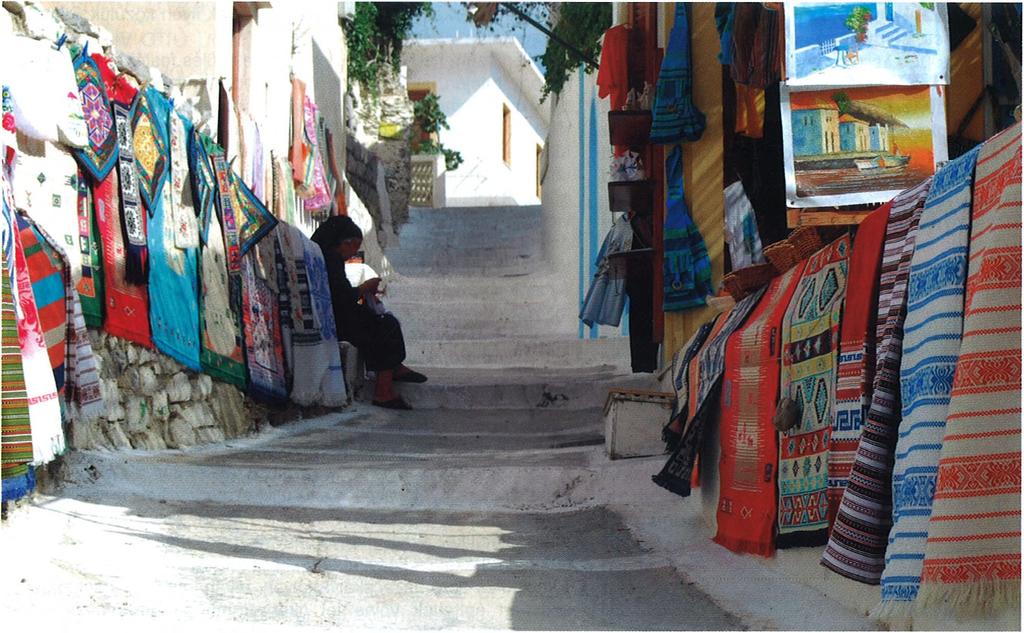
left=312, top=216, right=426, bottom=410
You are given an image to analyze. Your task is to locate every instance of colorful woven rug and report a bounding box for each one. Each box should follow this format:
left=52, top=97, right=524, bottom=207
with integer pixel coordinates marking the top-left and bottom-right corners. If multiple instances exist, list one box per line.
left=873, top=146, right=983, bottom=621
left=168, top=109, right=200, bottom=250
left=654, top=290, right=764, bottom=498
left=667, top=319, right=717, bottom=429
left=10, top=201, right=64, bottom=465
left=715, top=260, right=806, bottom=557
left=199, top=149, right=247, bottom=389
left=75, top=167, right=104, bottom=328
left=302, top=97, right=332, bottom=213
left=777, top=234, right=849, bottom=548
left=1, top=168, right=32, bottom=486
left=15, top=214, right=66, bottom=391
left=824, top=178, right=933, bottom=582
left=190, top=129, right=218, bottom=243
left=132, top=86, right=170, bottom=214
left=71, top=50, right=118, bottom=181
left=828, top=203, right=889, bottom=526
left=270, top=227, right=293, bottom=392
left=229, top=168, right=277, bottom=259
left=304, top=239, right=347, bottom=406
left=114, top=94, right=148, bottom=286
left=918, top=123, right=1022, bottom=614
left=289, top=78, right=311, bottom=196
left=241, top=251, right=287, bottom=405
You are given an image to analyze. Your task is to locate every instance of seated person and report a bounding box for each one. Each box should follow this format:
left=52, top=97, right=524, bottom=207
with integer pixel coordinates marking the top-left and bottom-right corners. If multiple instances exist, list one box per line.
left=311, top=216, right=426, bottom=410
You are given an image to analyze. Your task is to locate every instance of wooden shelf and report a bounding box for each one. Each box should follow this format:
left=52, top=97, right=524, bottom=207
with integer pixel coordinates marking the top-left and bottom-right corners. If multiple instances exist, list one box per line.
left=608, top=179, right=655, bottom=214
left=608, top=247, right=654, bottom=259
left=786, top=204, right=882, bottom=228
left=608, top=110, right=653, bottom=147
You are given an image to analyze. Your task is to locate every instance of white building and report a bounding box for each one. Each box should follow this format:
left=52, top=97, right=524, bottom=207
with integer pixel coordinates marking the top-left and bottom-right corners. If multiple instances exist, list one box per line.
left=403, top=38, right=549, bottom=207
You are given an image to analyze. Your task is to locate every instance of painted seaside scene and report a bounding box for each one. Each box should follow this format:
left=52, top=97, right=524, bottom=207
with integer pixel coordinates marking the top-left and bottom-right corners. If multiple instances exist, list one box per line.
left=783, top=85, right=946, bottom=206
left=785, top=2, right=949, bottom=86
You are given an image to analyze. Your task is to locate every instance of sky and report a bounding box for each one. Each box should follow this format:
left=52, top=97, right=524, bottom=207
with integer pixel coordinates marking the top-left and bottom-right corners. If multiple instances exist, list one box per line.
left=408, top=2, right=549, bottom=71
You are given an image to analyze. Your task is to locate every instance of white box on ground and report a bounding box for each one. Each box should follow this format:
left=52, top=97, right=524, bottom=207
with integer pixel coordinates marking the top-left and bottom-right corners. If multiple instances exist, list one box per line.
left=603, top=389, right=673, bottom=460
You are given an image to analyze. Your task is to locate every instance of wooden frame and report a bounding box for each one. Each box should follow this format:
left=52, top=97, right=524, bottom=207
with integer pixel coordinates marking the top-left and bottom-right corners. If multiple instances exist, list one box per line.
left=502, top=103, right=512, bottom=167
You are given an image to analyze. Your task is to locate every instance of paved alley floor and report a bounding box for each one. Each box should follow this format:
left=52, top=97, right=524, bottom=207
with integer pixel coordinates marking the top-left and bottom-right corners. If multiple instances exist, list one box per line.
left=1, top=405, right=748, bottom=630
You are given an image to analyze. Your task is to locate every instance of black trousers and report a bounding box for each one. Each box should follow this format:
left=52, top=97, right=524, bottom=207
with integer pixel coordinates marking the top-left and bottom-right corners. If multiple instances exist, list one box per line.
left=625, top=264, right=659, bottom=373
left=344, top=310, right=407, bottom=372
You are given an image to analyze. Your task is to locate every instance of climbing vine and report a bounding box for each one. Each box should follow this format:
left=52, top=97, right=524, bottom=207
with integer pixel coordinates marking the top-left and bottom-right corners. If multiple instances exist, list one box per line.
left=344, top=2, right=433, bottom=96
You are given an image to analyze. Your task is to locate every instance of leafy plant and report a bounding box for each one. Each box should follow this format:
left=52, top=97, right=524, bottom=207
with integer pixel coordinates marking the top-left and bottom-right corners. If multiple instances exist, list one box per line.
left=344, top=3, right=433, bottom=96
left=412, top=93, right=464, bottom=171
left=845, top=6, right=873, bottom=43
left=832, top=91, right=851, bottom=116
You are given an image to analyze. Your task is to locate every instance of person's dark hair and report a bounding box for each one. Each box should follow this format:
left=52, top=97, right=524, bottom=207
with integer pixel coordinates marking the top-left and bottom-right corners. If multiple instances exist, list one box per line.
left=311, top=216, right=363, bottom=251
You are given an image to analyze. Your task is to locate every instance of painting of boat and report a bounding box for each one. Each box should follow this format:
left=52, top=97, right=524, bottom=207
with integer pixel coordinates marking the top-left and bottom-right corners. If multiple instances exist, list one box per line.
left=854, top=153, right=910, bottom=172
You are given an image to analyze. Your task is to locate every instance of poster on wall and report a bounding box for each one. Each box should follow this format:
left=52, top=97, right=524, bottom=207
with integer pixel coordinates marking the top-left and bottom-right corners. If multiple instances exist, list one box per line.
left=785, top=2, right=950, bottom=87
left=781, top=84, right=948, bottom=208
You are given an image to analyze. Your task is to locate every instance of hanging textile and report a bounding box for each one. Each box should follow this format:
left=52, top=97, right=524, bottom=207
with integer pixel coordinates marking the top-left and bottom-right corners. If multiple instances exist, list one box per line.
left=653, top=289, right=765, bottom=497
left=1, top=84, right=16, bottom=152
left=734, top=84, right=765, bottom=139
left=777, top=234, right=850, bottom=548
left=241, top=251, right=287, bottom=405
left=10, top=201, right=64, bottom=465
left=229, top=168, right=278, bottom=259
left=301, top=97, right=332, bottom=213
left=824, top=178, right=933, bottom=582
left=132, top=86, right=170, bottom=214
left=289, top=77, right=311, bottom=196
left=918, top=124, right=1022, bottom=613
left=115, top=91, right=149, bottom=286
left=3, top=36, right=88, bottom=147
left=271, top=155, right=297, bottom=224
left=145, top=91, right=200, bottom=371
left=1, top=164, right=33, bottom=491
left=199, top=143, right=246, bottom=389
left=597, top=25, right=630, bottom=111
left=723, top=181, right=765, bottom=270
left=71, top=49, right=118, bottom=181
left=168, top=108, right=200, bottom=250
left=828, top=203, right=889, bottom=526
left=715, top=261, right=806, bottom=557
left=271, top=227, right=294, bottom=392
left=190, top=128, right=217, bottom=242
left=15, top=214, right=66, bottom=390
left=663, top=145, right=713, bottom=311
left=729, top=2, right=784, bottom=89
left=874, top=147, right=982, bottom=620
left=279, top=224, right=346, bottom=407
left=650, top=3, right=705, bottom=144
left=100, top=63, right=152, bottom=349
left=325, top=128, right=346, bottom=216
left=75, top=169, right=104, bottom=328
left=667, top=318, right=718, bottom=429
left=716, top=3, right=736, bottom=65
left=580, top=213, right=633, bottom=328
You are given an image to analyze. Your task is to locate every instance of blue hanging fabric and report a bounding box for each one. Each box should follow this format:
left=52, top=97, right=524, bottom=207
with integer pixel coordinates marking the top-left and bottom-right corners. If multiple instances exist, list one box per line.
left=663, top=146, right=713, bottom=311
left=650, top=3, right=706, bottom=144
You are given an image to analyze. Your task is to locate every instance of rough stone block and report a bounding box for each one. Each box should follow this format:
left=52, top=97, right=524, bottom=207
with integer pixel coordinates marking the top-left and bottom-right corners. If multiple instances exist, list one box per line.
left=193, top=374, right=213, bottom=399
left=210, top=384, right=249, bottom=438
left=123, top=395, right=152, bottom=432
left=129, top=429, right=167, bottom=451
left=111, top=50, right=151, bottom=85
left=103, top=400, right=125, bottom=422
left=103, top=420, right=132, bottom=449
left=22, top=3, right=60, bottom=40
left=167, top=372, right=192, bottom=403
left=53, top=7, right=98, bottom=36
left=194, top=426, right=225, bottom=444
left=151, top=390, right=170, bottom=421
left=125, top=345, right=138, bottom=364
left=166, top=416, right=196, bottom=449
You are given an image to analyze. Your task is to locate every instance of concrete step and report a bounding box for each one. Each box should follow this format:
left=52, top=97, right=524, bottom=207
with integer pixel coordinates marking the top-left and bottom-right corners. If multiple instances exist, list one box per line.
left=403, top=335, right=634, bottom=370
left=388, top=247, right=542, bottom=272
left=377, top=367, right=656, bottom=410
left=389, top=259, right=543, bottom=278
left=384, top=273, right=567, bottom=302
left=398, top=316, right=576, bottom=341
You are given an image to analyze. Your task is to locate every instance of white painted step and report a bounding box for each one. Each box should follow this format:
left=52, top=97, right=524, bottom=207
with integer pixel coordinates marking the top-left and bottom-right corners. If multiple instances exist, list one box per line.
left=403, top=335, right=633, bottom=370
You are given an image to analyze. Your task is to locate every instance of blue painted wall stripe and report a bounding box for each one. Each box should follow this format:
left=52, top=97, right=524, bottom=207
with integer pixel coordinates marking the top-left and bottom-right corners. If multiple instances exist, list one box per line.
left=587, top=94, right=600, bottom=339
left=577, top=66, right=586, bottom=340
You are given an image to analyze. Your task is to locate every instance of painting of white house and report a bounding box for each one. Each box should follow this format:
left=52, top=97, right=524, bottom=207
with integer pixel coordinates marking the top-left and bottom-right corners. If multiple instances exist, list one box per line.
left=785, top=2, right=950, bottom=87
left=403, top=38, right=549, bottom=207
left=781, top=84, right=948, bottom=207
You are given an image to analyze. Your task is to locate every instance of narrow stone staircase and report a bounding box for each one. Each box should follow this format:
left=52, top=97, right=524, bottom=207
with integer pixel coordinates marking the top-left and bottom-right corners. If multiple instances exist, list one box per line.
left=382, top=205, right=645, bottom=410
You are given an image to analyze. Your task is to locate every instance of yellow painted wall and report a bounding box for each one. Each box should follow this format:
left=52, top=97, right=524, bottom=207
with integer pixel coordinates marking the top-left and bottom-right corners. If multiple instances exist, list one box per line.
left=662, top=2, right=726, bottom=363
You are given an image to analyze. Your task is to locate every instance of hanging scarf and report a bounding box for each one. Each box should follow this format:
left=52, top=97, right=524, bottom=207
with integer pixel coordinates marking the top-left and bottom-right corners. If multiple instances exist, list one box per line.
left=199, top=142, right=247, bottom=389
left=824, top=178, right=933, bottom=582
left=723, top=182, right=765, bottom=270
left=650, top=3, right=705, bottom=144
left=302, top=97, right=332, bottom=212
left=271, top=227, right=294, bottom=392
left=9, top=201, right=64, bottom=465
left=272, top=155, right=298, bottom=224
left=30, top=216, right=105, bottom=423
left=873, top=147, right=982, bottom=621
left=190, top=128, right=217, bottom=243
left=1, top=165, right=32, bottom=490
left=212, top=150, right=242, bottom=275
left=828, top=203, right=890, bottom=526
left=229, top=166, right=278, bottom=259
left=75, top=168, right=104, bottom=327
left=580, top=213, right=633, bottom=328
left=114, top=94, right=148, bottom=285
left=289, top=77, right=311, bottom=195
left=918, top=124, right=1022, bottom=615
left=715, top=260, right=806, bottom=557
left=777, top=234, right=849, bottom=548
left=145, top=90, right=201, bottom=371
left=71, top=50, right=118, bottom=181
left=325, top=128, right=346, bottom=215
left=15, top=214, right=66, bottom=391
left=278, top=224, right=345, bottom=406
left=168, top=108, right=200, bottom=249
left=663, top=146, right=713, bottom=311
left=241, top=251, right=287, bottom=405
left=653, top=289, right=765, bottom=497
left=667, top=318, right=718, bottom=429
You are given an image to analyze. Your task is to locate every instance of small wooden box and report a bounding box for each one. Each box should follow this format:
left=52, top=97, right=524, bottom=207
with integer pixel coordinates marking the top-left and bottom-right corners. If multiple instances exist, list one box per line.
left=603, top=389, right=673, bottom=460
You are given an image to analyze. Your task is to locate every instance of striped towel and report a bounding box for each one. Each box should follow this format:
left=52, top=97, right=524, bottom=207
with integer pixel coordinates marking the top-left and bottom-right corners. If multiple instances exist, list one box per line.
left=918, top=123, right=1022, bottom=615
left=874, top=145, right=983, bottom=622
left=823, top=177, right=933, bottom=582
left=650, top=3, right=705, bottom=144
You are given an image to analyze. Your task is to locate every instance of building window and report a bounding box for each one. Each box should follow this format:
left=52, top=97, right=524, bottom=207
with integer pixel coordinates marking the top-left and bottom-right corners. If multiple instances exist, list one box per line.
left=502, top=104, right=511, bottom=166
left=408, top=84, right=435, bottom=150
left=535, top=144, right=543, bottom=198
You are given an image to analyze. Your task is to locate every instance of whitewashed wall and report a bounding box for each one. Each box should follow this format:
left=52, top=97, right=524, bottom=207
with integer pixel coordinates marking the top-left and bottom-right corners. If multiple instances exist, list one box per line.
left=404, top=40, right=548, bottom=207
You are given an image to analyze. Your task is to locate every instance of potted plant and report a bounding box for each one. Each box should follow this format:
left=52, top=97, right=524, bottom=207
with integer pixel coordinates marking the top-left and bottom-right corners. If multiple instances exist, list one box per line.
left=845, top=7, right=873, bottom=43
